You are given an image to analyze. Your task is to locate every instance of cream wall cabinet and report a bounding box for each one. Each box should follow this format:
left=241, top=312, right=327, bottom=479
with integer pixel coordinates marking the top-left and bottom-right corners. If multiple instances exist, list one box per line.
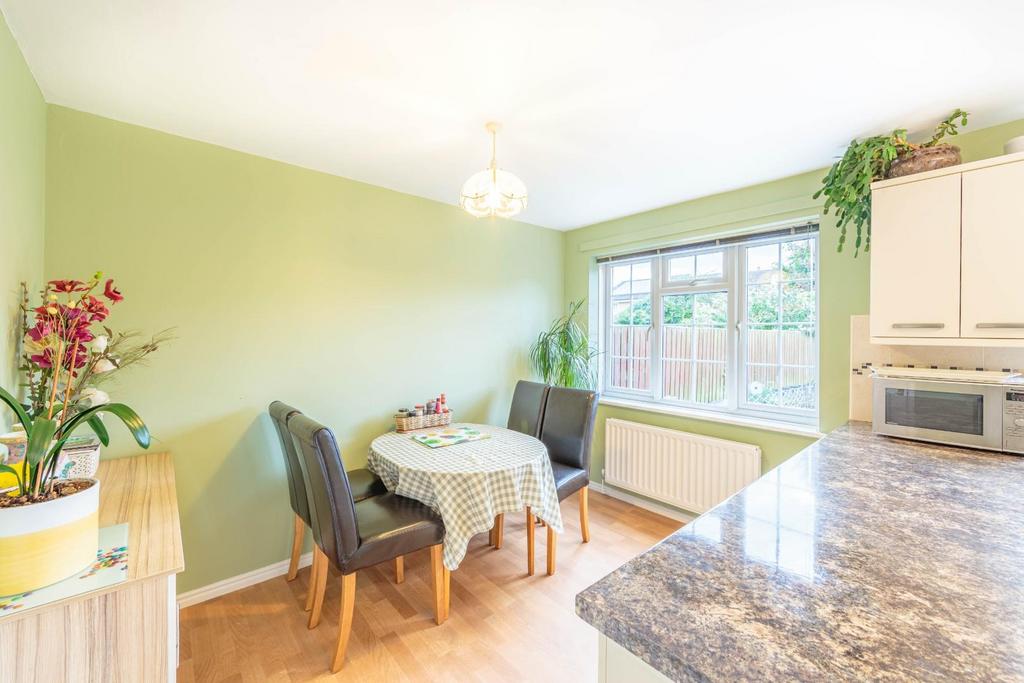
left=961, top=160, right=1024, bottom=340
left=869, top=151, right=1024, bottom=347
left=870, top=173, right=961, bottom=339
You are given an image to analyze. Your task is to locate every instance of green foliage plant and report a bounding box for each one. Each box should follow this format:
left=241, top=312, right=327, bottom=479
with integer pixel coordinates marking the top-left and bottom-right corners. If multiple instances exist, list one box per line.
left=814, top=109, right=969, bottom=256
left=529, top=299, right=599, bottom=389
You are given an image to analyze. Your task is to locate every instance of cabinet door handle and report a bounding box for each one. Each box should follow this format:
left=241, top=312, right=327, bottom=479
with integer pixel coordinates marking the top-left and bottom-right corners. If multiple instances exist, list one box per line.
left=891, top=323, right=945, bottom=329
left=976, top=323, right=1024, bottom=329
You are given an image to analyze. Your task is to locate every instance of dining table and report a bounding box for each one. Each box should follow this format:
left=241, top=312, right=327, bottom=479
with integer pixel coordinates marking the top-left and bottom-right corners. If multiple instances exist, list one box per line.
left=367, top=423, right=564, bottom=570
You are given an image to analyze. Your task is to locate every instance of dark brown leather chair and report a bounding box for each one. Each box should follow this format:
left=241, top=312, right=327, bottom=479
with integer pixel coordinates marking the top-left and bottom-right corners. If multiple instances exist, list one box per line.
left=268, top=402, right=388, bottom=589
left=287, top=413, right=450, bottom=673
left=506, top=380, right=550, bottom=437
left=490, top=380, right=552, bottom=550
left=530, top=386, right=599, bottom=574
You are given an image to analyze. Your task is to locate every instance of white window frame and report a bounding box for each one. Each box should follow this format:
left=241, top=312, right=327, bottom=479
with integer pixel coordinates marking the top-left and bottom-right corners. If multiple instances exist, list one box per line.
left=599, top=232, right=819, bottom=427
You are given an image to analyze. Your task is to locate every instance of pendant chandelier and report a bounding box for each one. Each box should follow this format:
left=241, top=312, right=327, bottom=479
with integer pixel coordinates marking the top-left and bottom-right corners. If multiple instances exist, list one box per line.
left=459, top=122, right=528, bottom=219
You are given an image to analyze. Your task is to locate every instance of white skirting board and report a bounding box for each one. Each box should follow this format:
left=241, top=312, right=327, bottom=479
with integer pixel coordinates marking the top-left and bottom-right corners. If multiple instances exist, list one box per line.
left=176, top=551, right=313, bottom=609
left=589, top=481, right=696, bottom=524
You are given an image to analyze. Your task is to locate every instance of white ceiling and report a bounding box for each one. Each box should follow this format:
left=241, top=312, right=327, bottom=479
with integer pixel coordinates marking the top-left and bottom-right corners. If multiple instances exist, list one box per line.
left=4, top=1, right=1024, bottom=230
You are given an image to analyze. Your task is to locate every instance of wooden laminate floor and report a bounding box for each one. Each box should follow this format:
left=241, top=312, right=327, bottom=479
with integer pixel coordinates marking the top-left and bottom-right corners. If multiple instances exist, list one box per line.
left=177, top=491, right=683, bottom=682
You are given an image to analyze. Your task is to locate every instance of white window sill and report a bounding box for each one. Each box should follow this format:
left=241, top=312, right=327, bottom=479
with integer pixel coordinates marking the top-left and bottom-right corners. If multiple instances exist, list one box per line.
left=598, top=396, right=824, bottom=438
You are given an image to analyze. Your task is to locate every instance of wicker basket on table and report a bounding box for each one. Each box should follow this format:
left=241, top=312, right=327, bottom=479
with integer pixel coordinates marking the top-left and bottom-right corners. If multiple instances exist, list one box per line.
left=395, top=411, right=453, bottom=433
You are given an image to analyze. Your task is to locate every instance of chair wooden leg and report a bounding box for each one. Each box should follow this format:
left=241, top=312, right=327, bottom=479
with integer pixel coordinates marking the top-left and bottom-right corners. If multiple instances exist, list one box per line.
left=493, top=513, right=504, bottom=549
left=526, top=507, right=535, bottom=576
left=308, top=548, right=328, bottom=629
left=287, top=514, right=304, bottom=581
left=394, top=555, right=405, bottom=584
left=579, top=485, right=591, bottom=543
left=443, top=565, right=451, bottom=621
left=547, top=524, right=557, bottom=576
left=330, top=573, right=357, bottom=673
left=304, top=546, right=321, bottom=612
left=430, top=544, right=447, bottom=625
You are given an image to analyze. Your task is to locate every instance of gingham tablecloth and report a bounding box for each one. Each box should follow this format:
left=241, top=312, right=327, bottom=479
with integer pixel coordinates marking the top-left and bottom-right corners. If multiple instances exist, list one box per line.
left=368, top=423, right=563, bottom=570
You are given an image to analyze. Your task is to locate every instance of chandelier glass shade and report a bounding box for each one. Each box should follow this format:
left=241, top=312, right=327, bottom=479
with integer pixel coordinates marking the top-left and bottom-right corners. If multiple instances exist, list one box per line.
left=459, top=122, right=528, bottom=219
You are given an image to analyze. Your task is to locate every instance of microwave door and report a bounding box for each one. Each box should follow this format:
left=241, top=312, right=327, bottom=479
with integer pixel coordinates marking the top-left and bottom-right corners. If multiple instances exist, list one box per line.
left=873, top=379, right=1004, bottom=451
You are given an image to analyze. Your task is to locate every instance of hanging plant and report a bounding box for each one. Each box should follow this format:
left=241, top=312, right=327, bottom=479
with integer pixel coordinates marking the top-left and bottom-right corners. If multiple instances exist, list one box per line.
left=814, top=109, right=969, bottom=256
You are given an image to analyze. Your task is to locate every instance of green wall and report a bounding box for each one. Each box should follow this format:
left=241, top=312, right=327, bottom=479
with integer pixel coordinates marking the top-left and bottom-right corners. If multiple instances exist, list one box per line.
left=0, top=11, right=46, bottom=423
left=564, top=118, right=1024, bottom=495
left=44, top=106, right=564, bottom=592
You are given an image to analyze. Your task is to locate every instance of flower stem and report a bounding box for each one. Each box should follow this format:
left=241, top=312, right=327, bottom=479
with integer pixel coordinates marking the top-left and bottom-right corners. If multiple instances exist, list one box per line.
left=60, top=341, right=80, bottom=424
left=46, top=338, right=65, bottom=420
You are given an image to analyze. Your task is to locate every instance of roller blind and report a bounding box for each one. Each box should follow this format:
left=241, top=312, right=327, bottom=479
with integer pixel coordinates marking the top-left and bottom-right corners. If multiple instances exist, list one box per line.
left=595, top=222, right=819, bottom=264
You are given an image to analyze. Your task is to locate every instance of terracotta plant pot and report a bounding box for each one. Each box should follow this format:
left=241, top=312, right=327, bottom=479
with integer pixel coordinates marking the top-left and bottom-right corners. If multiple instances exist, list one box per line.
left=886, top=144, right=961, bottom=178
left=0, top=480, right=99, bottom=597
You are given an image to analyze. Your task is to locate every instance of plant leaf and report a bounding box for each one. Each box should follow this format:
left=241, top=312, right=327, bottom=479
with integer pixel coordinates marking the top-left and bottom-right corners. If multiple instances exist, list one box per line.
left=26, top=417, right=58, bottom=467
left=60, top=403, right=150, bottom=450
left=0, top=385, right=33, bottom=437
left=86, top=415, right=110, bottom=446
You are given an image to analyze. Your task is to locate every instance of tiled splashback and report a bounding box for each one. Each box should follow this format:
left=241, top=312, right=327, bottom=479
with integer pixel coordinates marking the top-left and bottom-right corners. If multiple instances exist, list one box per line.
left=849, top=315, right=1024, bottom=422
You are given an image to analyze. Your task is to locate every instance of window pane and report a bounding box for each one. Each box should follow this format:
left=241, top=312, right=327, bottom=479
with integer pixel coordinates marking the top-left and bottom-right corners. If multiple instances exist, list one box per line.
left=667, top=255, right=695, bottom=282
left=747, top=325, right=778, bottom=365
left=747, top=363, right=779, bottom=405
left=631, top=358, right=650, bottom=391
left=630, top=297, right=652, bottom=325
left=746, top=284, right=779, bottom=324
left=611, top=261, right=652, bottom=296
left=611, top=265, right=632, bottom=296
left=695, top=251, right=724, bottom=279
left=610, top=356, right=630, bottom=390
left=630, top=261, right=651, bottom=295
left=781, top=282, right=814, bottom=324
left=746, top=243, right=780, bottom=277
left=631, top=323, right=652, bottom=391
left=781, top=326, right=816, bottom=368
left=782, top=239, right=813, bottom=281
left=612, top=300, right=630, bottom=326
left=663, top=294, right=694, bottom=325
left=632, top=324, right=652, bottom=358
left=662, top=291, right=727, bottom=406
left=694, top=361, right=727, bottom=405
left=781, top=366, right=815, bottom=409
left=694, top=292, right=728, bottom=325
left=610, top=322, right=629, bottom=357
left=662, top=324, right=692, bottom=360
left=662, top=360, right=692, bottom=401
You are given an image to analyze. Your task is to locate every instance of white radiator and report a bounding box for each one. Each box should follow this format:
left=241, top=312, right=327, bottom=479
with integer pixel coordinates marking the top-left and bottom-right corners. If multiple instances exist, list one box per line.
left=604, top=418, right=761, bottom=514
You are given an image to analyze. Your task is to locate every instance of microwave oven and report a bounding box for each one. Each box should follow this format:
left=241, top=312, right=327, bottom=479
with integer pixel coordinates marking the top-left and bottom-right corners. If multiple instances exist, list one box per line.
left=872, top=375, right=1024, bottom=454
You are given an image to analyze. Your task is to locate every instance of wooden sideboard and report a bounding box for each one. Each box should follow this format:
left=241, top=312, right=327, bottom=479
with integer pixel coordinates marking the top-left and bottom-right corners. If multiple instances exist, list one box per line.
left=0, top=453, right=184, bottom=683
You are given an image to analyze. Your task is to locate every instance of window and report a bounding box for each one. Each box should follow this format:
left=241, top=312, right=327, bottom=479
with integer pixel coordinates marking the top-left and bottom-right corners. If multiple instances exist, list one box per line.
left=600, top=229, right=818, bottom=425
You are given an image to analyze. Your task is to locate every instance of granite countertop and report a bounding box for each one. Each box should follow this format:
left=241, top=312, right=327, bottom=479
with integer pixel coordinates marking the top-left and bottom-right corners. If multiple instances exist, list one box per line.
left=576, top=422, right=1024, bottom=682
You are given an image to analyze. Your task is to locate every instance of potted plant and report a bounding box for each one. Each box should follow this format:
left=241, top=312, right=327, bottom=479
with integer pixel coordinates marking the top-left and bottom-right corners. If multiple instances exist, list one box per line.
left=529, top=299, right=599, bottom=389
left=0, top=274, right=166, bottom=597
left=5, top=276, right=172, bottom=481
left=814, top=109, right=969, bottom=255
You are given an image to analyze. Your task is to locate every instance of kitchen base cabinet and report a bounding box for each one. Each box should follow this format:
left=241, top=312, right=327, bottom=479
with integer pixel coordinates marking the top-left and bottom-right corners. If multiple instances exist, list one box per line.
left=597, top=634, right=672, bottom=683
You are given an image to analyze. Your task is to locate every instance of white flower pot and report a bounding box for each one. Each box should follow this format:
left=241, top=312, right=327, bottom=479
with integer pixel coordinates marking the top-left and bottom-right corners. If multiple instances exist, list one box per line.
left=0, top=480, right=99, bottom=597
